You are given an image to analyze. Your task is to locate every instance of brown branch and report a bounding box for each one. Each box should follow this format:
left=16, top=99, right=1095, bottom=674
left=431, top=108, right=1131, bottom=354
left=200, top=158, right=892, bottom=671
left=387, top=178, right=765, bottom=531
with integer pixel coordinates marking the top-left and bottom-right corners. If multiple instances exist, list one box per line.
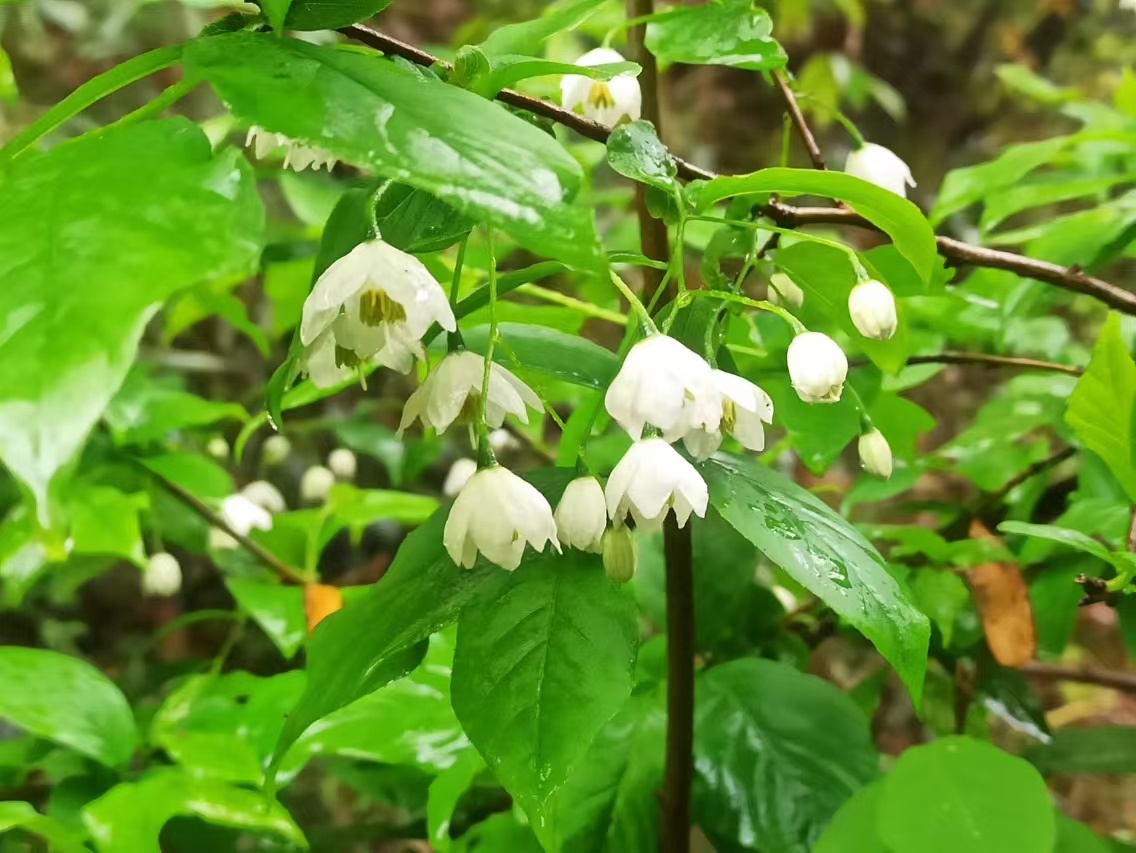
left=850, top=351, right=1083, bottom=376
left=772, top=70, right=826, bottom=170
left=1020, top=661, right=1136, bottom=693
left=988, top=446, right=1077, bottom=506
left=338, top=25, right=1136, bottom=316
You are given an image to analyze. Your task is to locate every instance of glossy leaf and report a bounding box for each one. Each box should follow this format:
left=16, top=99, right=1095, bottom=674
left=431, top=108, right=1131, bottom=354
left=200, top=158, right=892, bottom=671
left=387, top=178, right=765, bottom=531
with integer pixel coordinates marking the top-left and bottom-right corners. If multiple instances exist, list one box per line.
left=688, top=167, right=938, bottom=281
left=140, top=453, right=234, bottom=500
left=549, top=691, right=666, bottom=853
left=461, top=322, right=619, bottom=390
left=481, top=0, right=609, bottom=56
left=285, top=0, right=391, bottom=29
left=1027, top=726, right=1136, bottom=775
left=812, top=780, right=889, bottom=853
left=450, top=553, right=639, bottom=833
left=0, top=647, right=136, bottom=768
left=645, top=0, right=787, bottom=70
left=187, top=33, right=602, bottom=270
left=227, top=578, right=307, bottom=660
left=703, top=453, right=929, bottom=702
left=606, top=120, right=679, bottom=192
left=878, top=737, right=1054, bottom=853
left=0, top=118, right=262, bottom=512
left=83, top=769, right=305, bottom=852
left=1066, top=314, right=1136, bottom=502
left=67, top=485, right=148, bottom=568
left=372, top=180, right=475, bottom=254
left=428, top=749, right=486, bottom=851
left=999, top=521, right=1118, bottom=566
left=693, top=658, right=879, bottom=852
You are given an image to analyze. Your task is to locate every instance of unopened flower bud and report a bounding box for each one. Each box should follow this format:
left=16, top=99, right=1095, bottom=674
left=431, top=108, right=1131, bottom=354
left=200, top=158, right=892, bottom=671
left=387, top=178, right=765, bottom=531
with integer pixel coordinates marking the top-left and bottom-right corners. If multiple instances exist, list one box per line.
left=262, top=434, right=292, bottom=466
left=143, top=552, right=182, bottom=597
left=848, top=280, right=897, bottom=340
left=554, top=477, right=607, bottom=553
left=768, top=273, right=804, bottom=309
left=787, top=332, right=848, bottom=404
left=328, top=448, right=357, bottom=481
left=602, top=526, right=637, bottom=584
left=241, top=480, right=286, bottom=514
left=207, top=436, right=229, bottom=459
left=443, top=458, right=478, bottom=498
left=858, top=428, right=893, bottom=478
left=300, top=465, right=336, bottom=504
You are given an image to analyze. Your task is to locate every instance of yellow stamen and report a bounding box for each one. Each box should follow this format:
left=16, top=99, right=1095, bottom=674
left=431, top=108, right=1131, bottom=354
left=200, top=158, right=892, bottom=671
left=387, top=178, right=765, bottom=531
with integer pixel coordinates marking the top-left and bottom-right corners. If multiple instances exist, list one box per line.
left=358, top=289, right=406, bottom=326
left=587, top=81, right=616, bottom=111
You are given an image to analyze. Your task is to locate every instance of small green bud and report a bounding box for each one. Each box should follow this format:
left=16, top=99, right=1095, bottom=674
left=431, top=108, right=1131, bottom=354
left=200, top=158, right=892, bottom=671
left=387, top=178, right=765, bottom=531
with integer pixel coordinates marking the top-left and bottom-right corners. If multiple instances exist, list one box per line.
left=602, top=525, right=637, bottom=584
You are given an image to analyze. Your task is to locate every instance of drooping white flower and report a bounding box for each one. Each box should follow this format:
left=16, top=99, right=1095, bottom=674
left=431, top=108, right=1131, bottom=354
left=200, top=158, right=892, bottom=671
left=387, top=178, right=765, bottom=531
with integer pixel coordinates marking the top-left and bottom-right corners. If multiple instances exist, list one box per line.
left=844, top=143, right=915, bottom=198
left=143, top=552, right=182, bottom=597
left=554, top=476, right=607, bottom=553
left=560, top=48, right=642, bottom=126
left=245, top=126, right=336, bottom=173
left=207, top=436, right=229, bottom=460
left=858, top=428, right=893, bottom=478
left=262, top=434, right=292, bottom=466
left=602, top=525, right=637, bottom=583
left=848, top=280, right=898, bottom=340
left=300, top=465, right=336, bottom=504
left=328, top=448, right=357, bottom=481
left=210, top=493, right=273, bottom=549
left=683, top=370, right=774, bottom=461
left=398, top=351, right=542, bottom=435
left=442, top=458, right=478, bottom=498
left=768, top=273, right=804, bottom=309
left=605, top=335, right=720, bottom=442
left=444, top=466, right=560, bottom=571
left=787, top=332, right=848, bottom=404
left=300, top=240, right=456, bottom=387
left=241, top=480, right=286, bottom=514
left=605, top=438, right=709, bottom=532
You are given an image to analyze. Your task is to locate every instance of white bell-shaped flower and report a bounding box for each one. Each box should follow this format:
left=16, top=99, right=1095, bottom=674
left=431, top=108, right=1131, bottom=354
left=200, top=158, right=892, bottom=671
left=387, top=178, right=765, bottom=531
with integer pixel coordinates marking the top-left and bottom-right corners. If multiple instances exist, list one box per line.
left=262, top=434, right=292, bottom=466
left=605, top=438, right=708, bottom=532
left=207, top=436, right=229, bottom=460
left=605, top=335, right=720, bottom=442
left=768, top=273, right=804, bottom=309
left=444, top=466, right=560, bottom=571
left=398, top=351, right=542, bottom=435
left=300, top=240, right=456, bottom=387
left=246, top=126, right=336, bottom=173
left=848, top=279, right=898, bottom=341
left=787, top=332, right=848, bottom=404
left=560, top=48, right=642, bottom=126
left=210, top=493, right=273, bottom=549
left=844, top=143, right=915, bottom=198
left=328, top=448, right=357, bottom=481
left=143, top=552, right=182, bottom=597
left=858, top=428, right=893, bottom=478
left=683, top=370, right=774, bottom=461
left=554, top=476, right=607, bottom=553
left=442, top=458, right=478, bottom=498
left=241, top=480, right=286, bottom=514
left=301, top=465, right=336, bottom=504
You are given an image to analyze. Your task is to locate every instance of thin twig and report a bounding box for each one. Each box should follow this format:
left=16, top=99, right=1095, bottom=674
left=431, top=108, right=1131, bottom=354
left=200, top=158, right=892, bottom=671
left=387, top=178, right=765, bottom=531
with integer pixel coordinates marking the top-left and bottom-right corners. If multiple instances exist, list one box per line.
left=986, top=446, right=1077, bottom=509
left=849, top=351, right=1083, bottom=376
left=662, top=517, right=695, bottom=853
left=1020, top=661, right=1136, bottom=693
left=142, top=464, right=308, bottom=585
left=772, top=70, right=825, bottom=170
left=340, top=24, right=1136, bottom=316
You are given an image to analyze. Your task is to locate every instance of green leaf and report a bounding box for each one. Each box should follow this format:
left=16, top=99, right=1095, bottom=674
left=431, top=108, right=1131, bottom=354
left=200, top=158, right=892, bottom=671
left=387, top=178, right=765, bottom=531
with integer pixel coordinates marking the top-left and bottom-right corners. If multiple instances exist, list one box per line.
left=693, top=659, right=879, bottom=852
left=911, top=569, right=970, bottom=648
left=82, top=769, right=306, bottom=852
left=980, top=176, right=1126, bottom=233
left=689, top=167, right=937, bottom=281
left=878, top=737, right=1055, bottom=853
left=999, top=521, right=1118, bottom=567
left=0, top=118, right=262, bottom=514
left=1027, top=726, right=1136, bottom=775
left=186, top=33, right=602, bottom=270
left=259, top=0, right=292, bottom=31
left=268, top=508, right=506, bottom=772
left=372, top=180, right=475, bottom=254
left=548, top=691, right=666, bottom=853
left=285, top=0, right=391, bottom=29
left=226, top=578, right=307, bottom=659
left=450, top=553, right=639, bottom=831
left=704, top=454, right=928, bottom=701
left=480, top=0, right=609, bottom=56
left=0, top=802, right=87, bottom=853
left=0, top=647, right=136, bottom=768
left=327, top=483, right=439, bottom=527
left=105, top=370, right=246, bottom=445
left=1067, top=315, right=1136, bottom=502
left=812, top=780, right=889, bottom=853
left=1055, top=813, right=1113, bottom=853
left=477, top=56, right=638, bottom=99
left=428, top=749, right=486, bottom=852
left=606, top=120, right=679, bottom=192
left=460, top=322, right=619, bottom=390
left=645, top=0, right=787, bottom=71
left=140, top=453, right=234, bottom=500
left=67, top=485, right=148, bottom=568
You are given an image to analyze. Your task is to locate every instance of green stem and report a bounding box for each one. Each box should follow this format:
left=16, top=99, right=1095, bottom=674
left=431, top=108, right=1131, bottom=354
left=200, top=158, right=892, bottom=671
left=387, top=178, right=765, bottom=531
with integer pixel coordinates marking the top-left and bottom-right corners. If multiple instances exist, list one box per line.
left=609, top=270, right=658, bottom=332
left=691, top=215, right=870, bottom=281
left=516, top=284, right=628, bottom=325
left=677, top=289, right=806, bottom=334
left=477, top=230, right=499, bottom=466
left=448, top=237, right=469, bottom=351
left=109, top=75, right=200, bottom=130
